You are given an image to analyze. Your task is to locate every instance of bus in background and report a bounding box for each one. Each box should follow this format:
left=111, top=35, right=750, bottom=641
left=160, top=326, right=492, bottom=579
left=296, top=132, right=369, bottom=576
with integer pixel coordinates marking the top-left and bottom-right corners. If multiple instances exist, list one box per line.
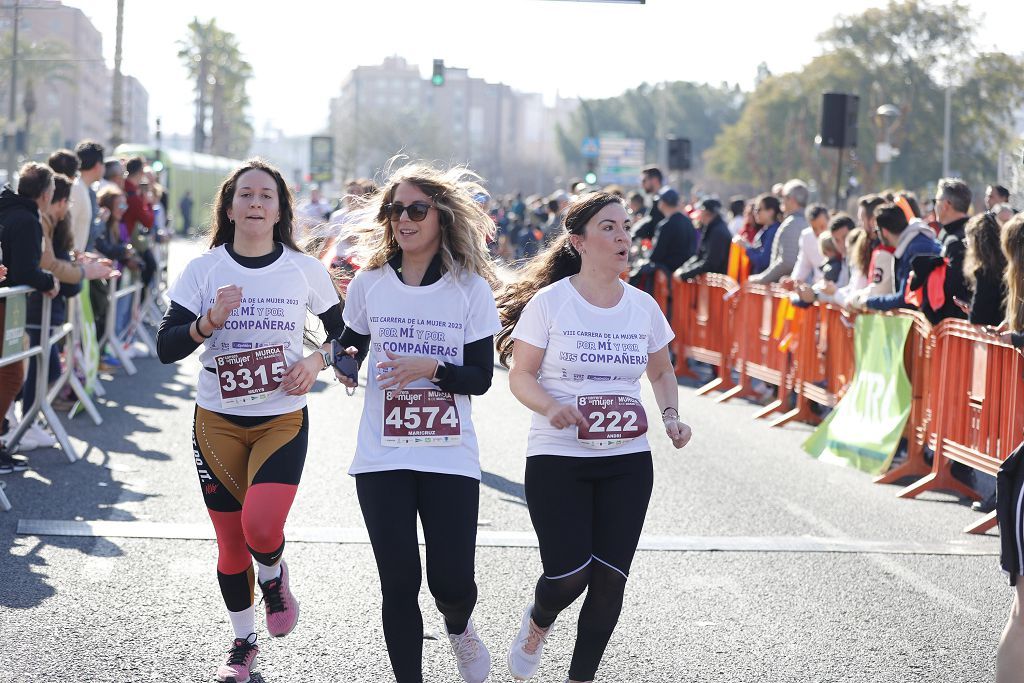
left=114, top=145, right=241, bottom=234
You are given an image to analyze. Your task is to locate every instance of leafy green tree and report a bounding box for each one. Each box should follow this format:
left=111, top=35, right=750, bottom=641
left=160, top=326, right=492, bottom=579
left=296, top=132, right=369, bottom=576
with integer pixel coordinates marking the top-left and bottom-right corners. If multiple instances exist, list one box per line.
left=706, top=0, right=1024, bottom=200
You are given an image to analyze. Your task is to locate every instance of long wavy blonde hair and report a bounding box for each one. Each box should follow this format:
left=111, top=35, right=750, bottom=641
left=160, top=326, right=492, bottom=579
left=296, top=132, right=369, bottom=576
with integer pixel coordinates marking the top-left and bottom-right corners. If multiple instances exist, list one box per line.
left=344, top=160, right=498, bottom=287
left=1002, top=212, right=1024, bottom=331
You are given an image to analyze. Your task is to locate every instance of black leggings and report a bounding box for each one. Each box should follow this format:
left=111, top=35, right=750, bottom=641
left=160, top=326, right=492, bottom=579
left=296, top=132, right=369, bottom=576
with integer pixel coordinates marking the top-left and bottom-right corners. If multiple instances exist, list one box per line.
left=525, top=452, right=654, bottom=681
left=356, top=469, right=480, bottom=683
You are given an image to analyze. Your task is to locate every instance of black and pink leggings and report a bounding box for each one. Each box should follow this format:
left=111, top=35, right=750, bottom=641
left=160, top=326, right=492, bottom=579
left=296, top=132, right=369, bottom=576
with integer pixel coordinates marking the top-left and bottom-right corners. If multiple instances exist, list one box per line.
left=192, top=405, right=307, bottom=611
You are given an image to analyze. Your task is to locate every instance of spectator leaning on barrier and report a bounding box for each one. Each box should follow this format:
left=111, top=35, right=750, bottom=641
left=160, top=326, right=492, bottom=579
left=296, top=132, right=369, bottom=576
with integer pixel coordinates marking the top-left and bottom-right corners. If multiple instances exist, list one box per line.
left=795, top=213, right=851, bottom=305
left=17, top=174, right=87, bottom=447
left=675, top=197, right=731, bottom=281
left=861, top=204, right=940, bottom=312
left=928, top=178, right=973, bottom=318
left=73, top=140, right=105, bottom=253
left=961, top=210, right=1007, bottom=326
left=824, top=223, right=871, bottom=308
left=783, top=202, right=830, bottom=288
left=644, top=188, right=696, bottom=274
left=0, top=163, right=59, bottom=473
left=740, top=194, right=782, bottom=275
left=748, top=178, right=808, bottom=284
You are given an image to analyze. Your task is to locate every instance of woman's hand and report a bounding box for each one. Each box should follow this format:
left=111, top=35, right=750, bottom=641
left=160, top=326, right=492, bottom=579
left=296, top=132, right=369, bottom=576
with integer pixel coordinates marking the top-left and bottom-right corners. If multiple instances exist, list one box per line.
left=664, top=418, right=692, bottom=449
left=281, top=353, right=322, bottom=396
left=375, top=350, right=437, bottom=391
left=0, top=264, right=7, bottom=284
left=545, top=402, right=590, bottom=430
left=209, top=285, right=243, bottom=327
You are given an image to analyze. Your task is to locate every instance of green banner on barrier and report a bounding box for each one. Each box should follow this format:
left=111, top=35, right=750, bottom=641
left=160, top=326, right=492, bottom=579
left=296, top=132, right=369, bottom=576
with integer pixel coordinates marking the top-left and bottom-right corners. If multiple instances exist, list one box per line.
left=2, top=291, right=27, bottom=357
left=803, top=315, right=913, bottom=475
left=76, top=279, right=100, bottom=394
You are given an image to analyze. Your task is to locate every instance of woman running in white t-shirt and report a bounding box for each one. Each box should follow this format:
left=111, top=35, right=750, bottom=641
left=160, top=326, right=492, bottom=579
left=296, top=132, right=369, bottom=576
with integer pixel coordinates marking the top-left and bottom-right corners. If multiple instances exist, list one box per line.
left=496, top=191, right=692, bottom=683
left=334, top=162, right=500, bottom=683
left=158, top=159, right=343, bottom=683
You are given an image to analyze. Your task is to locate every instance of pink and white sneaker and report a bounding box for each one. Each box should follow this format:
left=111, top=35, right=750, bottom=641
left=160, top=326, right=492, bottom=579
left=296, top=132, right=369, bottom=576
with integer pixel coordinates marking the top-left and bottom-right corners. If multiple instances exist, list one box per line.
left=215, top=634, right=258, bottom=683
left=259, top=560, right=299, bottom=637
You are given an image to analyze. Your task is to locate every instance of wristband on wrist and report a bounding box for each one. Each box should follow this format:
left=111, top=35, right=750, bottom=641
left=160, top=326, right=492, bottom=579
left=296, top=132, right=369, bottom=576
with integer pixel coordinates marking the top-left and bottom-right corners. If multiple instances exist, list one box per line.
left=205, top=309, right=222, bottom=330
left=194, top=318, right=213, bottom=339
left=661, top=407, right=679, bottom=420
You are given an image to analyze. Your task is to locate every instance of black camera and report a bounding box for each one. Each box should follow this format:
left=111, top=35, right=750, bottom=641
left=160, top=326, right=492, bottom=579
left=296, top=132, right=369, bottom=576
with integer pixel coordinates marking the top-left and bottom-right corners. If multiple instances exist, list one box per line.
left=331, top=339, right=359, bottom=385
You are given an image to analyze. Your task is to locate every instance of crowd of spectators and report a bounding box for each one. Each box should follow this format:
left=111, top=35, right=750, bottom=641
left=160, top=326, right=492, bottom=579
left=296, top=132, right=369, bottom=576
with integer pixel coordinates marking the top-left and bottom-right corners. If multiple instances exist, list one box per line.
left=0, top=141, right=172, bottom=473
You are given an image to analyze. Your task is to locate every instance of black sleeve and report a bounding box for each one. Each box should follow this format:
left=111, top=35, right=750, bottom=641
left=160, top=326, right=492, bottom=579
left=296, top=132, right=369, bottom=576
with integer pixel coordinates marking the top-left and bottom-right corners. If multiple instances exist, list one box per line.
left=337, top=326, right=371, bottom=366
left=157, top=301, right=203, bottom=364
left=317, top=303, right=345, bottom=340
left=1012, top=332, right=1024, bottom=350
left=944, top=238, right=971, bottom=302
left=435, top=335, right=494, bottom=396
left=708, top=225, right=733, bottom=274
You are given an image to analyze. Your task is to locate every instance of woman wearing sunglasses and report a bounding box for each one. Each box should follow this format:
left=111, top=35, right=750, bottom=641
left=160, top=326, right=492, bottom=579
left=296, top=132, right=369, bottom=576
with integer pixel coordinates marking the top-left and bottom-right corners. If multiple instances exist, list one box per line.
left=334, top=161, right=500, bottom=683
left=157, top=159, right=343, bottom=683
left=495, top=192, right=691, bottom=683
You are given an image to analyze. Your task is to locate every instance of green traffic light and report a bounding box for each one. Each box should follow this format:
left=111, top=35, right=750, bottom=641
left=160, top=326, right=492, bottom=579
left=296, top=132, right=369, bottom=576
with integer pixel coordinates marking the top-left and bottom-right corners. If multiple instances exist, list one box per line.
left=432, top=74, right=444, bottom=86
left=584, top=171, right=598, bottom=185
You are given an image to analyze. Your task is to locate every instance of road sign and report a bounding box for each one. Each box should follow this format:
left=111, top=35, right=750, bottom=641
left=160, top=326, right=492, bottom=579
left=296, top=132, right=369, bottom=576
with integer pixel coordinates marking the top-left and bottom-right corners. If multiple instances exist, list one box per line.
left=597, top=134, right=645, bottom=185
left=310, top=136, right=334, bottom=184
left=581, top=137, right=600, bottom=159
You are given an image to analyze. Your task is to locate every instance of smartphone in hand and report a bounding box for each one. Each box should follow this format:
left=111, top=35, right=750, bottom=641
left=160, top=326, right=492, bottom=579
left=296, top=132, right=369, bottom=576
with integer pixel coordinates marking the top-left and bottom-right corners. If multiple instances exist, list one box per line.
left=331, top=339, right=359, bottom=385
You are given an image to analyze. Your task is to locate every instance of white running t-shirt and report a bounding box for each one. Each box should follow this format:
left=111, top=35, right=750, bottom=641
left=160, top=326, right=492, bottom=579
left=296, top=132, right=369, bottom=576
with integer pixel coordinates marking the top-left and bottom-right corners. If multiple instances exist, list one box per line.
left=342, top=264, right=500, bottom=479
left=511, top=278, right=673, bottom=457
left=167, top=244, right=339, bottom=416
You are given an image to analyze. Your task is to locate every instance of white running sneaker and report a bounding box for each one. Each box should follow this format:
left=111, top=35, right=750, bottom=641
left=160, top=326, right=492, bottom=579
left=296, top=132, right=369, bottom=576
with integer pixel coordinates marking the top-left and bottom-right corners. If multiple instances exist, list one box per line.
left=507, top=603, right=552, bottom=681
left=447, top=618, right=491, bottom=683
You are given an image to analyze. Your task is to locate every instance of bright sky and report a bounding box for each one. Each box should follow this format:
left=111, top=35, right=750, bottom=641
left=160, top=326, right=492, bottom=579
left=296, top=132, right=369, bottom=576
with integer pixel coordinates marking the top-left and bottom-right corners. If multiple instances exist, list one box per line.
left=63, top=0, right=1024, bottom=139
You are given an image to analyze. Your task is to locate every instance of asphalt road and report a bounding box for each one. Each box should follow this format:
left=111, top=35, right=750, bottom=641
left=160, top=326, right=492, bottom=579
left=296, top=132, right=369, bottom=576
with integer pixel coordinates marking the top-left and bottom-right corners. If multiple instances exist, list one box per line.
left=0, top=237, right=1008, bottom=682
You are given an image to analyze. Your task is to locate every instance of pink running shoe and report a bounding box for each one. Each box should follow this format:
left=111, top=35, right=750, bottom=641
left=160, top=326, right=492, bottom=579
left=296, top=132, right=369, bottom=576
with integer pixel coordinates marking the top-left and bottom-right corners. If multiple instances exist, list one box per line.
left=259, top=560, right=300, bottom=637
left=215, top=634, right=258, bottom=683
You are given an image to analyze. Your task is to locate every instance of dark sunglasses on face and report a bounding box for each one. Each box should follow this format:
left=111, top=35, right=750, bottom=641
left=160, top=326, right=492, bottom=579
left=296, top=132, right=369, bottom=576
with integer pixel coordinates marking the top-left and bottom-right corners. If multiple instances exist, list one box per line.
left=384, top=201, right=433, bottom=222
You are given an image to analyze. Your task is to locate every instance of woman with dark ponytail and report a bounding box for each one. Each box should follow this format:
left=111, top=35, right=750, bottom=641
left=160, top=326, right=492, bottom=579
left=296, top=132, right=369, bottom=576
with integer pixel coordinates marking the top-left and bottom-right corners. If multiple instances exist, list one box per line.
left=496, top=192, right=692, bottom=683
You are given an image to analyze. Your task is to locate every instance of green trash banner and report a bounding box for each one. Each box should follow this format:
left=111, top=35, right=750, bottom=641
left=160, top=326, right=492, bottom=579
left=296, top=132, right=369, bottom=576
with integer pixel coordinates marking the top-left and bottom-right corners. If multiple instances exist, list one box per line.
left=803, top=315, right=913, bottom=475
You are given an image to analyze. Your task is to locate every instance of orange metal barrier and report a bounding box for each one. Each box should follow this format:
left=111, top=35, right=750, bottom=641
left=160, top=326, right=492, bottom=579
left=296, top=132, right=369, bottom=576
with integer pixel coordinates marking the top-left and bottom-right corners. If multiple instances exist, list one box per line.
left=670, top=274, right=740, bottom=393
left=714, top=284, right=795, bottom=416
left=898, top=320, right=1024, bottom=533
left=874, top=311, right=936, bottom=487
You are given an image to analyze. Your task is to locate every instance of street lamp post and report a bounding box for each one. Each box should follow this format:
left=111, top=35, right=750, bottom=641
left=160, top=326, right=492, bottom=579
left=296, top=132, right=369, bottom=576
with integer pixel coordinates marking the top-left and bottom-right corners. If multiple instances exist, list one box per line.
left=875, top=104, right=900, bottom=188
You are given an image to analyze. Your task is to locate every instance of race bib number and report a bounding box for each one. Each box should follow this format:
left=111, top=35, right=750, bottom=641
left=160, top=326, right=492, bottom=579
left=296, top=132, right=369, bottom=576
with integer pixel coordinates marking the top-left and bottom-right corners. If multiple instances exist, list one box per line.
left=382, top=388, right=461, bottom=446
left=576, top=394, right=648, bottom=449
left=215, top=345, right=286, bottom=408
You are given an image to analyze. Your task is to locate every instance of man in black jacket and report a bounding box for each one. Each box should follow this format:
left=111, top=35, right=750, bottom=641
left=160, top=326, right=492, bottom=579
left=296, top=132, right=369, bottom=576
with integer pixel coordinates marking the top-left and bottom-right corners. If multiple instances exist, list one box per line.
left=928, top=177, right=972, bottom=321
left=675, top=198, right=731, bottom=280
left=647, top=188, right=696, bottom=273
left=0, top=162, right=58, bottom=472
left=0, top=163, right=58, bottom=298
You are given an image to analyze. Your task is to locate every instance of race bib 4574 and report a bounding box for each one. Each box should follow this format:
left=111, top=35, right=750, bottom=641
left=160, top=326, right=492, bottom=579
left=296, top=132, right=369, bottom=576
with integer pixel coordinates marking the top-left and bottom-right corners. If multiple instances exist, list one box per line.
left=382, top=388, right=462, bottom=446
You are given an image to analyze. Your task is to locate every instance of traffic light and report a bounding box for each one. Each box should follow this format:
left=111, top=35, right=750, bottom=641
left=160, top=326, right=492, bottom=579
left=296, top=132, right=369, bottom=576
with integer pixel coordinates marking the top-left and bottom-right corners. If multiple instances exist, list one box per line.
left=584, top=160, right=598, bottom=185
left=432, top=59, right=445, bottom=87
left=667, top=136, right=691, bottom=171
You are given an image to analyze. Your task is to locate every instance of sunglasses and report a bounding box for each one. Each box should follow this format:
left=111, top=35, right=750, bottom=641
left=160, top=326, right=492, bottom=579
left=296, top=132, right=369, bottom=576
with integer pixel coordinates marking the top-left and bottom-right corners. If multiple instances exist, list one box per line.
left=384, top=201, right=434, bottom=222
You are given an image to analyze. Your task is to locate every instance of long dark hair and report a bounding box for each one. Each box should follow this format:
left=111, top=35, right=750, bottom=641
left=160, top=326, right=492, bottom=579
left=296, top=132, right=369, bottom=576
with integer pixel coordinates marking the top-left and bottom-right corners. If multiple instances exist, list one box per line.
left=495, top=191, right=625, bottom=367
left=209, top=158, right=299, bottom=251
left=964, top=211, right=1007, bottom=287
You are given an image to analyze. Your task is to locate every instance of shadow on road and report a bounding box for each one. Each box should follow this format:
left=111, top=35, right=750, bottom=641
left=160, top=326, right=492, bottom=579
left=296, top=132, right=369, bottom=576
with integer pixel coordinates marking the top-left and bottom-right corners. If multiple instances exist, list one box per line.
left=0, top=353, right=189, bottom=610
left=481, top=469, right=526, bottom=506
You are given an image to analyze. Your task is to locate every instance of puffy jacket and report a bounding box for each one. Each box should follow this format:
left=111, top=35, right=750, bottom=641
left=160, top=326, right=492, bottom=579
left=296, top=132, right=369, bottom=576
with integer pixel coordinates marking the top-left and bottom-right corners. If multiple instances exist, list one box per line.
left=865, top=220, right=941, bottom=312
